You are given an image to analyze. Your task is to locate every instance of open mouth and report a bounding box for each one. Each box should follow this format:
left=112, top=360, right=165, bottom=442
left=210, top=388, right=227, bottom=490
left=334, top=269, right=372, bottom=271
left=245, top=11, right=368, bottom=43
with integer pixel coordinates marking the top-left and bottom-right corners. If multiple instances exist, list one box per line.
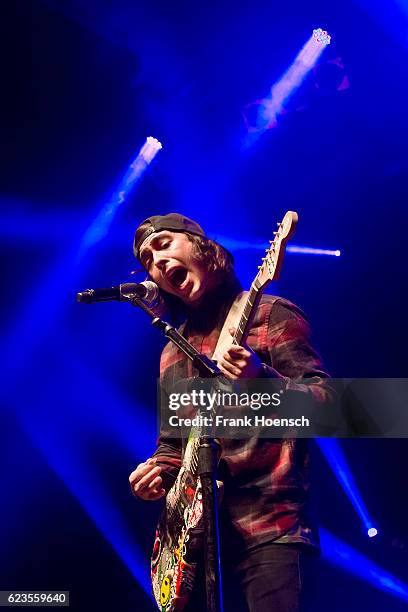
left=166, top=266, right=188, bottom=289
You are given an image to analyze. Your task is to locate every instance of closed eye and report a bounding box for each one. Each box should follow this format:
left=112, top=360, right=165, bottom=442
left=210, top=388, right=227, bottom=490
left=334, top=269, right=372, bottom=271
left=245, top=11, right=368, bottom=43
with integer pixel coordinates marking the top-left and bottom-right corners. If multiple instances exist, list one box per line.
left=140, top=251, right=152, bottom=268
left=140, top=235, right=172, bottom=267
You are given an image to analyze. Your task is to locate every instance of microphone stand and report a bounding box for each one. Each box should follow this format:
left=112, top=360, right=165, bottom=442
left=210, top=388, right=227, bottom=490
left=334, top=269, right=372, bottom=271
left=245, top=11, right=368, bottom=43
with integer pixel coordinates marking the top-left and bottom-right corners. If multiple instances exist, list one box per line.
left=128, top=293, right=224, bottom=612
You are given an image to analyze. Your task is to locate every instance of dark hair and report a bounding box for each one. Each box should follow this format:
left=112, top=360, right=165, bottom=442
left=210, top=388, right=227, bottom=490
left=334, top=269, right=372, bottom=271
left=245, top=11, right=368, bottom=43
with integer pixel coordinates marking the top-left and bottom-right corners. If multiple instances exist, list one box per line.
left=185, top=233, right=235, bottom=282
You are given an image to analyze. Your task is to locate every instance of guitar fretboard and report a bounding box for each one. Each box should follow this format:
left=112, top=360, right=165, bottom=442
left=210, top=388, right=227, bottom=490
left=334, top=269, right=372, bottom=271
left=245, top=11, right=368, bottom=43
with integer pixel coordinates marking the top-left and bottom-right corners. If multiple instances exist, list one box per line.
left=234, top=283, right=261, bottom=346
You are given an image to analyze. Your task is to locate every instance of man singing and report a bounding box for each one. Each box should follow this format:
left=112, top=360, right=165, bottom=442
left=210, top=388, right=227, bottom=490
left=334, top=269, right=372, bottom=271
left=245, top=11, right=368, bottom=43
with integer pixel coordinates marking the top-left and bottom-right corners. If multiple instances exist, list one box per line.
left=129, top=213, right=328, bottom=611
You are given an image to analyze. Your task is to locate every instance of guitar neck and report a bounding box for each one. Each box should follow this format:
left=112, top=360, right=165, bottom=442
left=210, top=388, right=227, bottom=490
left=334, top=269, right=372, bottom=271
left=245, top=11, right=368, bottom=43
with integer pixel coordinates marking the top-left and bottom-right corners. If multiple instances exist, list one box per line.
left=234, top=211, right=298, bottom=346
left=234, top=282, right=263, bottom=346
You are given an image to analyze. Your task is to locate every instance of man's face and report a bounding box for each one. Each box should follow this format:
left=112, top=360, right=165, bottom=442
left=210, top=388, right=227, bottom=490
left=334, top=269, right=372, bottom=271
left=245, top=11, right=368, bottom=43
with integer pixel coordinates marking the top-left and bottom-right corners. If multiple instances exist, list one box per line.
left=139, top=230, right=209, bottom=305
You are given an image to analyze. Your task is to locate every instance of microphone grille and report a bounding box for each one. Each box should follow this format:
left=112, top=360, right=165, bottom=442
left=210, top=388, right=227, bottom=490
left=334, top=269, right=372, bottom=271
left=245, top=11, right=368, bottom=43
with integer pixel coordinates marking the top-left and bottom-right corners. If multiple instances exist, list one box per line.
left=141, top=280, right=160, bottom=304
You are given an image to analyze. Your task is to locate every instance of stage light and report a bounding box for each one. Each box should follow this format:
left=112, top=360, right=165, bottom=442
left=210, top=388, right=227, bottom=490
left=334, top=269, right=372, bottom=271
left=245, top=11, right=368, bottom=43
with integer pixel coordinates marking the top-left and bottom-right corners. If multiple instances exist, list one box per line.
left=77, top=136, right=162, bottom=259
left=312, top=28, right=331, bottom=46
left=368, top=527, right=378, bottom=538
left=213, top=235, right=341, bottom=257
left=243, top=29, right=331, bottom=141
left=317, top=439, right=375, bottom=534
left=287, top=245, right=341, bottom=257
left=0, top=136, right=163, bottom=388
left=321, top=528, right=408, bottom=602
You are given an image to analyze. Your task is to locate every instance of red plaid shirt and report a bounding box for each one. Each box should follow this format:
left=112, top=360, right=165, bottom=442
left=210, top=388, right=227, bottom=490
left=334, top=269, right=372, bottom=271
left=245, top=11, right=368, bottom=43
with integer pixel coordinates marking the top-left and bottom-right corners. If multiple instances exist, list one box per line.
left=153, top=292, right=329, bottom=550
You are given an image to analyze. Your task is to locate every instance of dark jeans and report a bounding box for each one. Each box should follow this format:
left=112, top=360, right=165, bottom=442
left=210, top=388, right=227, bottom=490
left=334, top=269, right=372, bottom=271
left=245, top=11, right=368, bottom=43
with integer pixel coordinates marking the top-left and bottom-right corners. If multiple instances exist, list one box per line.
left=186, top=541, right=318, bottom=612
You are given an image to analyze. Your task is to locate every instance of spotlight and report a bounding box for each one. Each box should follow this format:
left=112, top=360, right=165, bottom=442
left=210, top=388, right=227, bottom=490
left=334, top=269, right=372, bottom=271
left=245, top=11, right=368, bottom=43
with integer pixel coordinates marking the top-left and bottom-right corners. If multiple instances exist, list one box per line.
left=321, top=528, right=408, bottom=602
left=313, top=28, right=331, bottom=46
left=317, top=440, right=375, bottom=535
left=77, top=135, right=162, bottom=258
left=213, top=235, right=342, bottom=257
left=242, top=30, right=330, bottom=142
left=287, top=245, right=341, bottom=257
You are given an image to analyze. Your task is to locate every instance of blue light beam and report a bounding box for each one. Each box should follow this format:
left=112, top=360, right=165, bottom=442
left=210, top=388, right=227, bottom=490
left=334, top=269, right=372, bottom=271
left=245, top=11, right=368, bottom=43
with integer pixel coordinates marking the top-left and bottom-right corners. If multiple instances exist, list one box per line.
left=0, top=137, right=162, bottom=382
left=16, top=409, right=153, bottom=599
left=214, top=235, right=341, bottom=257
left=243, top=29, right=331, bottom=145
left=77, top=136, right=162, bottom=260
left=321, top=528, right=408, bottom=602
left=0, top=210, right=341, bottom=258
left=1, top=333, right=158, bottom=599
left=317, top=439, right=376, bottom=534
left=287, top=245, right=340, bottom=257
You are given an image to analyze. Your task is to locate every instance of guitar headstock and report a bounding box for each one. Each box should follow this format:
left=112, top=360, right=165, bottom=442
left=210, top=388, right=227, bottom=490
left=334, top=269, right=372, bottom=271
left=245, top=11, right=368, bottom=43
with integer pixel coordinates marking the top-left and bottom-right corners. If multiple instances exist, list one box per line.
left=256, top=211, right=298, bottom=289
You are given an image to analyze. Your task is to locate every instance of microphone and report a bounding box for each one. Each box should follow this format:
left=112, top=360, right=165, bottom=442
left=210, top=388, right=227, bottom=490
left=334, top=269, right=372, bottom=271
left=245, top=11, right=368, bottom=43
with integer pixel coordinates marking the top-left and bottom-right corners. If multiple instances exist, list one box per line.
left=76, top=280, right=160, bottom=305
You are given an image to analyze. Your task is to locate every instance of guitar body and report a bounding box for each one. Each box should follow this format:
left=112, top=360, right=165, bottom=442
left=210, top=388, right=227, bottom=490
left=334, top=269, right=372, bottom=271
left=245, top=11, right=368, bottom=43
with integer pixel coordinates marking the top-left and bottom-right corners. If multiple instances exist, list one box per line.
left=151, top=444, right=203, bottom=611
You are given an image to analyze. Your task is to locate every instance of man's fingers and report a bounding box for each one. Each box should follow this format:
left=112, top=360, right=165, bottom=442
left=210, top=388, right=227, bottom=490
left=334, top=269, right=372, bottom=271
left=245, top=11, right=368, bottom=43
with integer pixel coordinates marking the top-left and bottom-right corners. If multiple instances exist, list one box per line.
left=225, top=346, right=251, bottom=359
left=144, top=488, right=166, bottom=500
left=217, top=361, right=234, bottom=379
left=136, top=486, right=166, bottom=501
left=222, top=355, right=247, bottom=371
left=218, top=365, right=237, bottom=380
left=133, top=466, right=162, bottom=493
left=219, top=359, right=240, bottom=378
left=129, top=459, right=155, bottom=481
left=129, top=457, right=167, bottom=501
left=223, top=345, right=249, bottom=362
left=148, top=475, right=163, bottom=490
left=129, top=458, right=157, bottom=484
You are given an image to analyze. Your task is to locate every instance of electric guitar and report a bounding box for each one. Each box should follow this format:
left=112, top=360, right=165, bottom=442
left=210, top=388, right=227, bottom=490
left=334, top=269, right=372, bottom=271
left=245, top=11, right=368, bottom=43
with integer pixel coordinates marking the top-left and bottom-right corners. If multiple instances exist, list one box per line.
left=151, top=211, right=298, bottom=611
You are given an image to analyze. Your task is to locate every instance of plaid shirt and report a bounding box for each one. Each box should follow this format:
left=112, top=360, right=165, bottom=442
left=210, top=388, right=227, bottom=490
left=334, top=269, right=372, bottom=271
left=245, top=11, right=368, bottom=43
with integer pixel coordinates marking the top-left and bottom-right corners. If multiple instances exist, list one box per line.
left=153, top=292, right=329, bottom=550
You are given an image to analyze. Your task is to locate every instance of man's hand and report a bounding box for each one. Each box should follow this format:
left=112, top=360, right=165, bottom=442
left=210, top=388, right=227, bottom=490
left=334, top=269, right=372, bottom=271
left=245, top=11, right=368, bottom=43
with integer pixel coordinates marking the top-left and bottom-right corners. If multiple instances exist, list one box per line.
left=129, top=458, right=166, bottom=501
left=218, top=328, right=263, bottom=380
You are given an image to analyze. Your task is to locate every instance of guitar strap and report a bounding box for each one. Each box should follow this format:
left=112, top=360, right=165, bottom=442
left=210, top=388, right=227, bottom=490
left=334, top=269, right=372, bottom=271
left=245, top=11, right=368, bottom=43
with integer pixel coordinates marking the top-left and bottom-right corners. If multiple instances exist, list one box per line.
left=212, top=290, right=248, bottom=363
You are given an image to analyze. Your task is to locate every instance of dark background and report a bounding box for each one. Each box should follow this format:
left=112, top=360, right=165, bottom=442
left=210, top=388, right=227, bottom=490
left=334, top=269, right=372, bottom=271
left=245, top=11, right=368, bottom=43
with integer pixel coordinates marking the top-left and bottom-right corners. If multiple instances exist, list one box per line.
left=1, top=1, right=408, bottom=610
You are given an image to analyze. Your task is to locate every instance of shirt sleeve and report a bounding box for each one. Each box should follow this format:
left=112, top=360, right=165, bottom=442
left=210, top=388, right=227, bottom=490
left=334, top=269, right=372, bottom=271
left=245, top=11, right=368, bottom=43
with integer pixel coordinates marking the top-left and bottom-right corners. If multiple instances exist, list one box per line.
left=261, top=297, right=333, bottom=404
left=151, top=343, right=183, bottom=492
left=151, top=437, right=182, bottom=492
